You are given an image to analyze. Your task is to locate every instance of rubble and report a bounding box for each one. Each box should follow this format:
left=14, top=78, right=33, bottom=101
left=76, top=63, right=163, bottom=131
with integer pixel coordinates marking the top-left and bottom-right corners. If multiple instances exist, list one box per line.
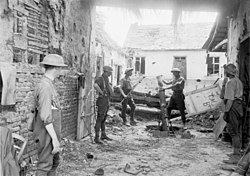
left=183, top=110, right=221, bottom=129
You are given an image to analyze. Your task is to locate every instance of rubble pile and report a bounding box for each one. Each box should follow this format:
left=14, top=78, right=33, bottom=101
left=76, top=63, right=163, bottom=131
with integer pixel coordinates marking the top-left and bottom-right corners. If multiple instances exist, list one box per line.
left=186, top=109, right=221, bottom=128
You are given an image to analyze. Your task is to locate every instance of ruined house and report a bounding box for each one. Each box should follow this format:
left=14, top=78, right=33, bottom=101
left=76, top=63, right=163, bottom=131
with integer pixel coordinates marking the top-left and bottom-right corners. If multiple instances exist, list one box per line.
left=203, top=0, right=250, bottom=143
left=95, top=15, right=127, bottom=86
left=124, top=23, right=227, bottom=80
left=0, top=0, right=95, bottom=162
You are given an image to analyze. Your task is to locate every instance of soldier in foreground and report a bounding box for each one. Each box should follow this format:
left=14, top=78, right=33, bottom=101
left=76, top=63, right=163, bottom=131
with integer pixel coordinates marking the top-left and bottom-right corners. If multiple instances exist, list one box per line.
left=34, top=54, right=66, bottom=175
left=222, top=63, right=243, bottom=164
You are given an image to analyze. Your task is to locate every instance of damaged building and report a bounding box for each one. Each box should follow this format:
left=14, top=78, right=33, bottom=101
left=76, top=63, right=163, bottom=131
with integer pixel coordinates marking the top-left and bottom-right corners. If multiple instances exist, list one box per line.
left=0, top=0, right=96, bottom=163
left=0, top=0, right=250, bottom=175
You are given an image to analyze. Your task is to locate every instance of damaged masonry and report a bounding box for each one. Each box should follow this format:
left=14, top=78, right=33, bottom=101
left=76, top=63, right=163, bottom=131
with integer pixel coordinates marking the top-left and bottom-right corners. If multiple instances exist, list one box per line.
left=0, top=0, right=250, bottom=176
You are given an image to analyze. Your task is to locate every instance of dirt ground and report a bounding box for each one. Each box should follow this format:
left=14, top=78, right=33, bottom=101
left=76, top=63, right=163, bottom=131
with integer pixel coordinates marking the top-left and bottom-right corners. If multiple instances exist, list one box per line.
left=57, top=114, right=235, bottom=176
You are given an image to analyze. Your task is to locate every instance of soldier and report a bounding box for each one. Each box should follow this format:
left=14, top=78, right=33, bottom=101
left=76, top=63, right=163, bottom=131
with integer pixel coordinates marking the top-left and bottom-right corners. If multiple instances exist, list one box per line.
left=222, top=63, right=244, bottom=164
left=34, top=54, right=66, bottom=176
left=118, top=68, right=137, bottom=126
left=94, top=66, right=113, bottom=144
left=163, top=68, right=186, bottom=129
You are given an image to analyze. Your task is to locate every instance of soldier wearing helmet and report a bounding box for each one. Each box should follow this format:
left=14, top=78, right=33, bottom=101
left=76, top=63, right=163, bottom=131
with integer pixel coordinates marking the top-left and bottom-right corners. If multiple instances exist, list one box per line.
left=222, top=63, right=243, bottom=165
left=94, top=65, right=114, bottom=144
left=34, top=54, right=67, bottom=175
left=163, top=68, right=187, bottom=129
left=118, top=68, right=137, bottom=126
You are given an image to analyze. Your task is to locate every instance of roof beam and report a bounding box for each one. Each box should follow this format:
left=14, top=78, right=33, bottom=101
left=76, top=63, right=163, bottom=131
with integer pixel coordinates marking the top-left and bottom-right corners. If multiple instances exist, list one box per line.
left=94, top=0, right=237, bottom=12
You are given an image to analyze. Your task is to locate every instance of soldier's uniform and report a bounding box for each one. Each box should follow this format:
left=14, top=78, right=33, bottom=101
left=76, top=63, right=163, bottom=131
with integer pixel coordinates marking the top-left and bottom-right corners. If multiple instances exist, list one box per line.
left=94, top=66, right=113, bottom=143
left=119, top=75, right=136, bottom=125
left=33, top=54, right=67, bottom=176
left=167, top=68, right=186, bottom=127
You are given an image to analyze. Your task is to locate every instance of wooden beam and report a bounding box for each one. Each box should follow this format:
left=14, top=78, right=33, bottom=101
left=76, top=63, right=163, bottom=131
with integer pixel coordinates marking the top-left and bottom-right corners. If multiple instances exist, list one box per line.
left=94, top=0, right=237, bottom=12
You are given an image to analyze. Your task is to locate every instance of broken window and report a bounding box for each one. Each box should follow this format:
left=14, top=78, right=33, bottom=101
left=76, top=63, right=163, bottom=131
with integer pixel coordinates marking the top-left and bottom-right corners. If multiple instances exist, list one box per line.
left=207, top=57, right=220, bottom=76
left=135, top=57, right=145, bottom=75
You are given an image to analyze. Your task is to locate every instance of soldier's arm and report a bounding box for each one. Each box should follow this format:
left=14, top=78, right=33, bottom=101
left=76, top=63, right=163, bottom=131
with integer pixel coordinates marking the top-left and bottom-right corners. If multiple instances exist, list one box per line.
left=224, top=81, right=234, bottom=112
left=118, top=79, right=127, bottom=98
left=164, top=78, right=184, bottom=90
left=38, top=86, right=61, bottom=154
left=94, top=78, right=104, bottom=95
left=94, top=83, right=103, bottom=95
left=163, top=80, right=173, bottom=85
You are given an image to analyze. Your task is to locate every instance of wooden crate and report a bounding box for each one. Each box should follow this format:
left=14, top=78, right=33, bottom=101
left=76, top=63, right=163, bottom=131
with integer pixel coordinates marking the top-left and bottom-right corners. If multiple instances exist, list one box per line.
left=184, top=84, right=221, bottom=117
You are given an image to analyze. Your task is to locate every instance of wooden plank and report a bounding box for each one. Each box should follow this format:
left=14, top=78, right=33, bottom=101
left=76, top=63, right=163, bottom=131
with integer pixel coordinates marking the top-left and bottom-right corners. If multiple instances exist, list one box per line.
left=0, top=63, right=16, bottom=105
left=77, top=3, right=96, bottom=140
left=213, top=112, right=226, bottom=139
left=184, top=84, right=222, bottom=117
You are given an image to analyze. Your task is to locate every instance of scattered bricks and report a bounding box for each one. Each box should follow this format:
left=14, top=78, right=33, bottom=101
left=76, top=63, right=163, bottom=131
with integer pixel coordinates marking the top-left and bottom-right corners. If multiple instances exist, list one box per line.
left=11, top=126, right=21, bottom=132
left=7, top=116, right=20, bottom=123
left=20, top=127, right=28, bottom=134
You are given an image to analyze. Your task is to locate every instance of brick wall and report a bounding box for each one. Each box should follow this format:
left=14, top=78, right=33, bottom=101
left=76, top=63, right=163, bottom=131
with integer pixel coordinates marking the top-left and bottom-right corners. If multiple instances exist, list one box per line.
left=0, top=64, right=80, bottom=163
left=0, top=0, right=94, bottom=164
left=56, top=76, right=79, bottom=139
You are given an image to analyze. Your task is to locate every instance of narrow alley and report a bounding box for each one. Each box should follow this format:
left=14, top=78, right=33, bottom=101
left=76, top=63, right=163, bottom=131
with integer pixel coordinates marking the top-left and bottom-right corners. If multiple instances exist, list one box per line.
left=56, top=115, right=232, bottom=176
left=0, top=0, right=249, bottom=176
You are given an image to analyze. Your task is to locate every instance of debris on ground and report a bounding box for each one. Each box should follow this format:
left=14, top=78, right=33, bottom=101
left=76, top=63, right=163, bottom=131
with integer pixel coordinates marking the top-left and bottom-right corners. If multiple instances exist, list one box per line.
left=174, top=109, right=221, bottom=129
left=94, top=168, right=104, bottom=175
left=124, top=163, right=143, bottom=175
left=181, top=131, right=195, bottom=139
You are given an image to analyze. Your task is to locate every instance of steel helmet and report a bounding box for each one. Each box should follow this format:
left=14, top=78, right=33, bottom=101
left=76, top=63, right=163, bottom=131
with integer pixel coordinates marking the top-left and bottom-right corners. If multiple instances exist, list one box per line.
left=224, top=63, right=237, bottom=76
left=125, top=68, right=133, bottom=74
left=171, top=68, right=181, bottom=72
left=40, top=54, right=67, bottom=67
left=103, top=65, right=113, bottom=72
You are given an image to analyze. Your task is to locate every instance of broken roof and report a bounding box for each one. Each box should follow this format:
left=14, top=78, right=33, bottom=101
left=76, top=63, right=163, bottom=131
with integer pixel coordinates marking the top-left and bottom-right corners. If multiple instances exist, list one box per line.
left=94, top=0, right=238, bottom=12
left=124, top=23, right=214, bottom=50
left=96, top=19, right=125, bottom=54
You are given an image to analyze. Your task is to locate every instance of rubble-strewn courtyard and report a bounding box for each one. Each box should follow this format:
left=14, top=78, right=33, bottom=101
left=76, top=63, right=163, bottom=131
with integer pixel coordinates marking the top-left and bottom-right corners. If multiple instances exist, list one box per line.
left=51, top=109, right=234, bottom=176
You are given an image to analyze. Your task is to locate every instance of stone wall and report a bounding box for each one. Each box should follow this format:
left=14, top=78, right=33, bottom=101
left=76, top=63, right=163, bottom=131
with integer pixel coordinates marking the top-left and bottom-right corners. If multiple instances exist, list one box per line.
left=0, top=0, right=93, bottom=164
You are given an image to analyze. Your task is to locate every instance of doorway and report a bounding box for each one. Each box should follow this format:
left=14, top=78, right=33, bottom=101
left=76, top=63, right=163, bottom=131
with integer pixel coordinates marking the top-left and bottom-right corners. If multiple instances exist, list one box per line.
left=239, top=37, right=250, bottom=146
left=173, top=56, right=187, bottom=79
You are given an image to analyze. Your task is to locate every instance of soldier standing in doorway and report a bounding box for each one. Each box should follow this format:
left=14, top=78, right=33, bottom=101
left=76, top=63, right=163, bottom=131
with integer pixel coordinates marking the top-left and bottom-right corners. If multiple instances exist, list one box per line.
left=118, top=68, right=137, bottom=126
left=222, top=63, right=244, bottom=164
left=163, top=68, right=186, bottom=129
left=94, top=66, right=113, bottom=144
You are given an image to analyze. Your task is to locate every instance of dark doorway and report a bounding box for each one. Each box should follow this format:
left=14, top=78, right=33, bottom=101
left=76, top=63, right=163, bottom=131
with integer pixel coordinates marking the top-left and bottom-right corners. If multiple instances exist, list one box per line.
left=173, top=56, right=187, bottom=79
left=239, top=37, right=250, bottom=146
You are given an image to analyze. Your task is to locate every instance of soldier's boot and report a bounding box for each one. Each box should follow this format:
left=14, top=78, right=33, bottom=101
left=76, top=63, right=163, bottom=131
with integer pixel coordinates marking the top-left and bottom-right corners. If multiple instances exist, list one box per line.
left=130, top=117, right=137, bottom=126
left=223, top=154, right=241, bottom=164
left=101, top=133, right=112, bottom=141
left=94, top=136, right=103, bottom=145
left=223, top=136, right=241, bottom=164
left=119, top=113, right=130, bottom=126
left=94, top=127, right=103, bottom=145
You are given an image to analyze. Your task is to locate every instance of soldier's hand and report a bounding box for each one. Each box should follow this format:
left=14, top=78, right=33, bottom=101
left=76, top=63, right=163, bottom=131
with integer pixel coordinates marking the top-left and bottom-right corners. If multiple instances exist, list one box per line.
left=52, top=139, right=62, bottom=154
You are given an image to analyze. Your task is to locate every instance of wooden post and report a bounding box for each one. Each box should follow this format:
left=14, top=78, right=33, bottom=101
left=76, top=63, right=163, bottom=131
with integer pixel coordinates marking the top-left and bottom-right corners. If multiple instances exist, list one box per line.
left=156, top=75, right=169, bottom=131
left=76, top=2, right=96, bottom=140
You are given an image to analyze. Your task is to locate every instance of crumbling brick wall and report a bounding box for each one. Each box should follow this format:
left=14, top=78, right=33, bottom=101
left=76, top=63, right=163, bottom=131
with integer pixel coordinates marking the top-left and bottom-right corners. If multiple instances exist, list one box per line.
left=0, top=0, right=93, bottom=164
